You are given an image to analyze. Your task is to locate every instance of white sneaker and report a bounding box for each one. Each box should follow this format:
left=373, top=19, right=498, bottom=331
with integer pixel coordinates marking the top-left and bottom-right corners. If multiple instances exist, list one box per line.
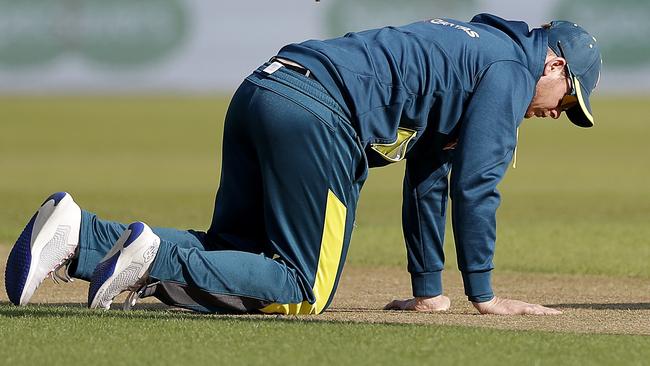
left=88, top=221, right=160, bottom=310
left=5, top=192, right=81, bottom=306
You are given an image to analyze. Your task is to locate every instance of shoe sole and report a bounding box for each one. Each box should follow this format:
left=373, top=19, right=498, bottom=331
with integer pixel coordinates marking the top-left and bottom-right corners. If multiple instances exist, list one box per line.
left=5, top=192, right=81, bottom=306
left=88, top=222, right=159, bottom=309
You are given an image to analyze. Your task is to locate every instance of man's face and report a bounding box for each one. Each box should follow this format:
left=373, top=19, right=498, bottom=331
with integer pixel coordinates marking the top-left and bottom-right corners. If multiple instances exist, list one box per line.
left=525, top=56, right=575, bottom=119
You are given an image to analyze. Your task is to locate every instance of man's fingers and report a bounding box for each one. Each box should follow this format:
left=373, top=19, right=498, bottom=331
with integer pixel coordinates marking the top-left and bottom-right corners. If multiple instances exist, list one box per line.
left=527, top=304, right=562, bottom=315
left=473, top=297, right=562, bottom=315
left=383, top=299, right=407, bottom=310
left=524, top=304, right=561, bottom=315
left=384, top=296, right=451, bottom=312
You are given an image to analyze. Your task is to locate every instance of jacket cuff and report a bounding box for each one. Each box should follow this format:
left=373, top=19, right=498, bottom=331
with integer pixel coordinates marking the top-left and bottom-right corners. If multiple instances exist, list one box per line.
left=461, top=271, right=494, bottom=302
left=410, top=271, right=443, bottom=297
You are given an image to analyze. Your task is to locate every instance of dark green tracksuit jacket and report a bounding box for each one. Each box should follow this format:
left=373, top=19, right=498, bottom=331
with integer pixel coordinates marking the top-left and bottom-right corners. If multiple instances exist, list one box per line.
left=278, top=13, right=547, bottom=301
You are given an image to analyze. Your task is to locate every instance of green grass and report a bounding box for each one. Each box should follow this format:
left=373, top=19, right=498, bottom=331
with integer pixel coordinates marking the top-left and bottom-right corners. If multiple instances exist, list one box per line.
left=0, top=96, right=225, bottom=235
left=1, top=306, right=649, bottom=366
left=1, top=96, right=648, bottom=277
left=351, top=97, right=650, bottom=277
left=1, top=96, right=649, bottom=364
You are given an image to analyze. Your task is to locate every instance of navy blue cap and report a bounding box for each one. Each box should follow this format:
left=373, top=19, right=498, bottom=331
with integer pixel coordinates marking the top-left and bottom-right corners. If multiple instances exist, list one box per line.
left=546, top=21, right=602, bottom=128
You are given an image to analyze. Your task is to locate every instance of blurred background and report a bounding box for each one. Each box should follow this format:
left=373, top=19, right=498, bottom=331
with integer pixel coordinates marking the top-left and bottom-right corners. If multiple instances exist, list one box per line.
left=0, top=3, right=648, bottom=360
left=0, top=0, right=648, bottom=277
left=1, top=0, right=649, bottom=93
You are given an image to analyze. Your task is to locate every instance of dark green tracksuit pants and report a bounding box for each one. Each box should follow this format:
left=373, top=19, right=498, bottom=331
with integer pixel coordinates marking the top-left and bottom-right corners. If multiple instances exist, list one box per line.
left=70, top=63, right=368, bottom=314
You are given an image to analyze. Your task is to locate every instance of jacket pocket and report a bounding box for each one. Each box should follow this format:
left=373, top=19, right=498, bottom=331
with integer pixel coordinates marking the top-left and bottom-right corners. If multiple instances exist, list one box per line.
left=369, top=127, right=417, bottom=163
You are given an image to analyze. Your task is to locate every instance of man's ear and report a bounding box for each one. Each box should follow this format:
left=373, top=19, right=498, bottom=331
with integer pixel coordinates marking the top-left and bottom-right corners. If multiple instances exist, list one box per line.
left=543, top=57, right=567, bottom=76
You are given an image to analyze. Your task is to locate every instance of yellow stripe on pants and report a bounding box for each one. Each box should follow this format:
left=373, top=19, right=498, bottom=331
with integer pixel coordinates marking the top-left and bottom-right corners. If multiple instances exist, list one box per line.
left=260, top=190, right=347, bottom=315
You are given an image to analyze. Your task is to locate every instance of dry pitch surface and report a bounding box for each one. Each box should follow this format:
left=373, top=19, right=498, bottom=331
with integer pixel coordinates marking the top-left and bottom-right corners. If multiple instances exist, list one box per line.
left=1, top=245, right=648, bottom=335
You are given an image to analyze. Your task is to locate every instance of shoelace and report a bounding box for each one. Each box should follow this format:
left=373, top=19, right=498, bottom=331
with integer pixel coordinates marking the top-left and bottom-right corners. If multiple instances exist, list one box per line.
left=50, top=258, right=74, bottom=284
left=50, top=254, right=154, bottom=310
left=122, top=288, right=144, bottom=311
left=122, top=281, right=153, bottom=311
left=48, top=254, right=150, bottom=310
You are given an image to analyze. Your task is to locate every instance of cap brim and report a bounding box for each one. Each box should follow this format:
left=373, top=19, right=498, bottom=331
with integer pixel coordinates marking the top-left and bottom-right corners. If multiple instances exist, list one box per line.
left=565, top=75, right=594, bottom=128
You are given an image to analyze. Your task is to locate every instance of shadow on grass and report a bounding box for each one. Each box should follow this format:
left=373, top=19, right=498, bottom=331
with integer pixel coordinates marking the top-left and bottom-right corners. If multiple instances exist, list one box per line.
left=0, top=301, right=205, bottom=320
left=550, top=302, right=650, bottom=310
left=0, top=301, right=384, bottom=325
left=324, top=308, right=385, bottom=313
left=0, top=301, right=460, bottom=329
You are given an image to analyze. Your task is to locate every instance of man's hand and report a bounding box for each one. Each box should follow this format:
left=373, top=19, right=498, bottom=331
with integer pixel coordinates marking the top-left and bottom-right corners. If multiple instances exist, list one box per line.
left=472, top=296, right=562, bottom=315
left=384, top=295, right=451, bottom=312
